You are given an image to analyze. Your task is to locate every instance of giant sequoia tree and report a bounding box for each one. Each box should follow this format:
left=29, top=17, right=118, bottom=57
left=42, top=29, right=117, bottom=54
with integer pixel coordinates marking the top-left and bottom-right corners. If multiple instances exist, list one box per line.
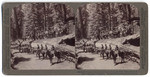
left=10, top=5, right=24, bottom=41
left=10, top=3, right=75, bottom=41
left=76, top=3, right=139, bottom=40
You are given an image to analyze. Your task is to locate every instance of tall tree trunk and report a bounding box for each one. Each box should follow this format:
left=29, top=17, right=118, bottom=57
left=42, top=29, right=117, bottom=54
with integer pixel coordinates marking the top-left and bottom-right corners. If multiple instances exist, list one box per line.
left=43, top=3, right=46, bottom=32
left=108, top=3, right=111, bottom=30
left=33, top=20, right=36, bottom=40
left=13, top=7, right=19, bottom=39
left=62, top=4, right=66, bottom=24
left=128, top=4, right=131, bottom=24
left=78, top=7, right=84, bottom=39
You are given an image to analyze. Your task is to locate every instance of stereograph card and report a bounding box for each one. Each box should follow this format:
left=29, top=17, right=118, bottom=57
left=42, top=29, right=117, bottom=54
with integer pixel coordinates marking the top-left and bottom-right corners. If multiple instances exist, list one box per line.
left=2, top=2, right=148, bottom=75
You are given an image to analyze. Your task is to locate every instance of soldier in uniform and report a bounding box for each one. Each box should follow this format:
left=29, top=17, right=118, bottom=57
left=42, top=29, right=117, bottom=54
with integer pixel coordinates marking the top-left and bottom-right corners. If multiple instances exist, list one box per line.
left=41, top=44, right=43, bottom=50
left=40, top=44, right=45, bottom=59
left=37, top=44, right=40, bottom=49
left=54, top=48, right=61, bottom=63
left=51, top=45, right=55, bottom=51
left=36, top=44, right=41, bottom=59
left=45, top=46, right=53, bottom=65
left=115, top=45, right=119, bottom=50
left=105, top=44, right=109, bottom=59
left=112, top=45, right=119, bottom=65
left=45, top=44, right=48, bottom=50
left=45, top=44, right=48, bottom=58
left=100, top=44, right=105, bottom=59
left=109, top=44, right=113, bottom=59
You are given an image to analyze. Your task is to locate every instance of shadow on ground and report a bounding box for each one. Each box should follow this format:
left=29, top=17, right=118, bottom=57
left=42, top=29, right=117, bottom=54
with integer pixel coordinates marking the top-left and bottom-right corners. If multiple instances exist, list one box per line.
left=13, top=57, right=30, bottom=65
left=115, top=61, right=127, bottom=66
left=77, top=57, right=94, bottom=65
left=11, top=57, right=30, bottom=70
left=75, top=57, right=94, bottom=69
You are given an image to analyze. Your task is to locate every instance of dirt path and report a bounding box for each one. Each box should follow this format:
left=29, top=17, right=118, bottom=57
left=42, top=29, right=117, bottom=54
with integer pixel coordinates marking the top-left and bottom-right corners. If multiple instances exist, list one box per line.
left=14, top=53, right=75, bottom=70
left=78, top=53, right=140, bottom=70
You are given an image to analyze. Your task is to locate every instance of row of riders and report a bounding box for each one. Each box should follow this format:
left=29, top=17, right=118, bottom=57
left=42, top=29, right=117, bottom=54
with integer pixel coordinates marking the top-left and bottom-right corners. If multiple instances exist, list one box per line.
left=21, top=44, right=61, bottom=65
left=82, top=43, right=125, bottom=65
left=19, top=42, right=133, bottom=66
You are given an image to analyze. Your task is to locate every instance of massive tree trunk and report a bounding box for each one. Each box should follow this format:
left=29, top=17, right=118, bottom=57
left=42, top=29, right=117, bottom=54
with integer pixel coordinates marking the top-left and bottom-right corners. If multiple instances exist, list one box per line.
left=108, top=3, right=112, bottom=30
left=128, top=4, right=131, bottom=24
left=14, top=7, right=23, bottom=39
left=78, top=7, right=84, bottom=39
left=43, top=3, right=46, bottom=32
left=62, top=4, right=67, bottom=24
left=13, top=7, right=19, bottom=39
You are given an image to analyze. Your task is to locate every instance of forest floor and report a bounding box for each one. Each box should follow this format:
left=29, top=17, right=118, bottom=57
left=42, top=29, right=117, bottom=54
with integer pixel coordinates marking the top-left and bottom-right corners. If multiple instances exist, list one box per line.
left=11, top=34, right=75, bottom=70
left=77, top=53, right=140, bottom=70
left=77, top=33, right=140, bottom=70
left=11, top=33, right=140, bottom=70
left=12, top=51, right=75, bottom=70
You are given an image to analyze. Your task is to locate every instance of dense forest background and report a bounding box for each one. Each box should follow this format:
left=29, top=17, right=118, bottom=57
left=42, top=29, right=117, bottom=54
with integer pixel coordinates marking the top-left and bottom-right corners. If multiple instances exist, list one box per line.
left=10, top=3, right=75, bottom=41
left=10, top=3, right=140, bottom=41
left=76, top=3, right=140, bottom=40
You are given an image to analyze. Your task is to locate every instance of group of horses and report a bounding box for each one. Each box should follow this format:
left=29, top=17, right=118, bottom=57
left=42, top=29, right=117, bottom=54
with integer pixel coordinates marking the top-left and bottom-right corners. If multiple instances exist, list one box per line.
left=82, top=44, right=126, bottom=65
left=20, top=43, right=77, bottom=66
left=21, top=44, right=63, bottom=65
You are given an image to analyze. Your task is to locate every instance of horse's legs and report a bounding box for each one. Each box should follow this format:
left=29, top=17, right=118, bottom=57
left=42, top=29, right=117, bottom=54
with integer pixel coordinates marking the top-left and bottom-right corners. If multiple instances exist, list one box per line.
left=49, top=56, right=53, bottom=65
left=113, top=57, right=116, bottom=65
left=50, top=58, right=53, bottom=65
left=36, top=52, right=38, bottom=57
left=120, top=56, right=122, bottom=63
left=38, top=53, right=41, bottom=59
left=102, top=52, right=105, bottom=59
left=46, top=53, right=48, bottom=59
left=121, top=56, right=125, bottom=63
left=106, top=53, right=109, bottom=59
left=57, top=57, right=60, bottom=62
left=113, top=54, right=117, bottom=65
left=109, top=52, right=112, bottom=59
left=42, top=53, right=45, bottom=59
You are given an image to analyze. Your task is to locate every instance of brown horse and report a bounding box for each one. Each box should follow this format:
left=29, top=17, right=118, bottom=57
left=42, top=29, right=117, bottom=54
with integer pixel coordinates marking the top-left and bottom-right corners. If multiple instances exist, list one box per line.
left=54, top=50, right=61, bottom=62
left=46, top=49, right=54, bottom=65
left=118, top=50, right=125, bottom=63
left=111, top=50, right=118, bottom=65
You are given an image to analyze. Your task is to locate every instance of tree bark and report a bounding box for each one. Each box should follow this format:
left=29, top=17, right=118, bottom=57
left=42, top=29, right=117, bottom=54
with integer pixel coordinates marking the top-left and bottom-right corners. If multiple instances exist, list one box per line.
left=62, top=4, right=66, bottom=24
left=78, top=7, right=84, bottom=39
left=128, top=4, right=131, bottom=24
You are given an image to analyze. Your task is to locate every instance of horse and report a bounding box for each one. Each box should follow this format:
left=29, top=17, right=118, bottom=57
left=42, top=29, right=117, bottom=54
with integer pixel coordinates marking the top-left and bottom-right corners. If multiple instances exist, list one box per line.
left=118, top=50, right=125, bottom=63
left=105, top=49, right=111, bottom=59
left=36, top=49, right=42, bottom=59
left=40, top=49, right=47, bottom=59
left=100, top=49, right=106, bottom=59
left=32, top=48, right=38, bottom=54
left=99, top=44, right=105, bottom=59
left=46, top=49, right=54, bottom=65
left=36, top=49, right=47, bottom=59
left=54, top=49, right=61, bottom=62
left=110, top=49, right=118, bottom=65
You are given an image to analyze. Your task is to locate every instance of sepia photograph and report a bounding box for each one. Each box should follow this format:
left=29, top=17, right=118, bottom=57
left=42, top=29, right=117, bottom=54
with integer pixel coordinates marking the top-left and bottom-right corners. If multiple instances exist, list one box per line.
left=10, top=3, right=140, bottom=70
left=10, top=3, right=76, bottom=70
left=75, top=3, right=140, bottom=70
